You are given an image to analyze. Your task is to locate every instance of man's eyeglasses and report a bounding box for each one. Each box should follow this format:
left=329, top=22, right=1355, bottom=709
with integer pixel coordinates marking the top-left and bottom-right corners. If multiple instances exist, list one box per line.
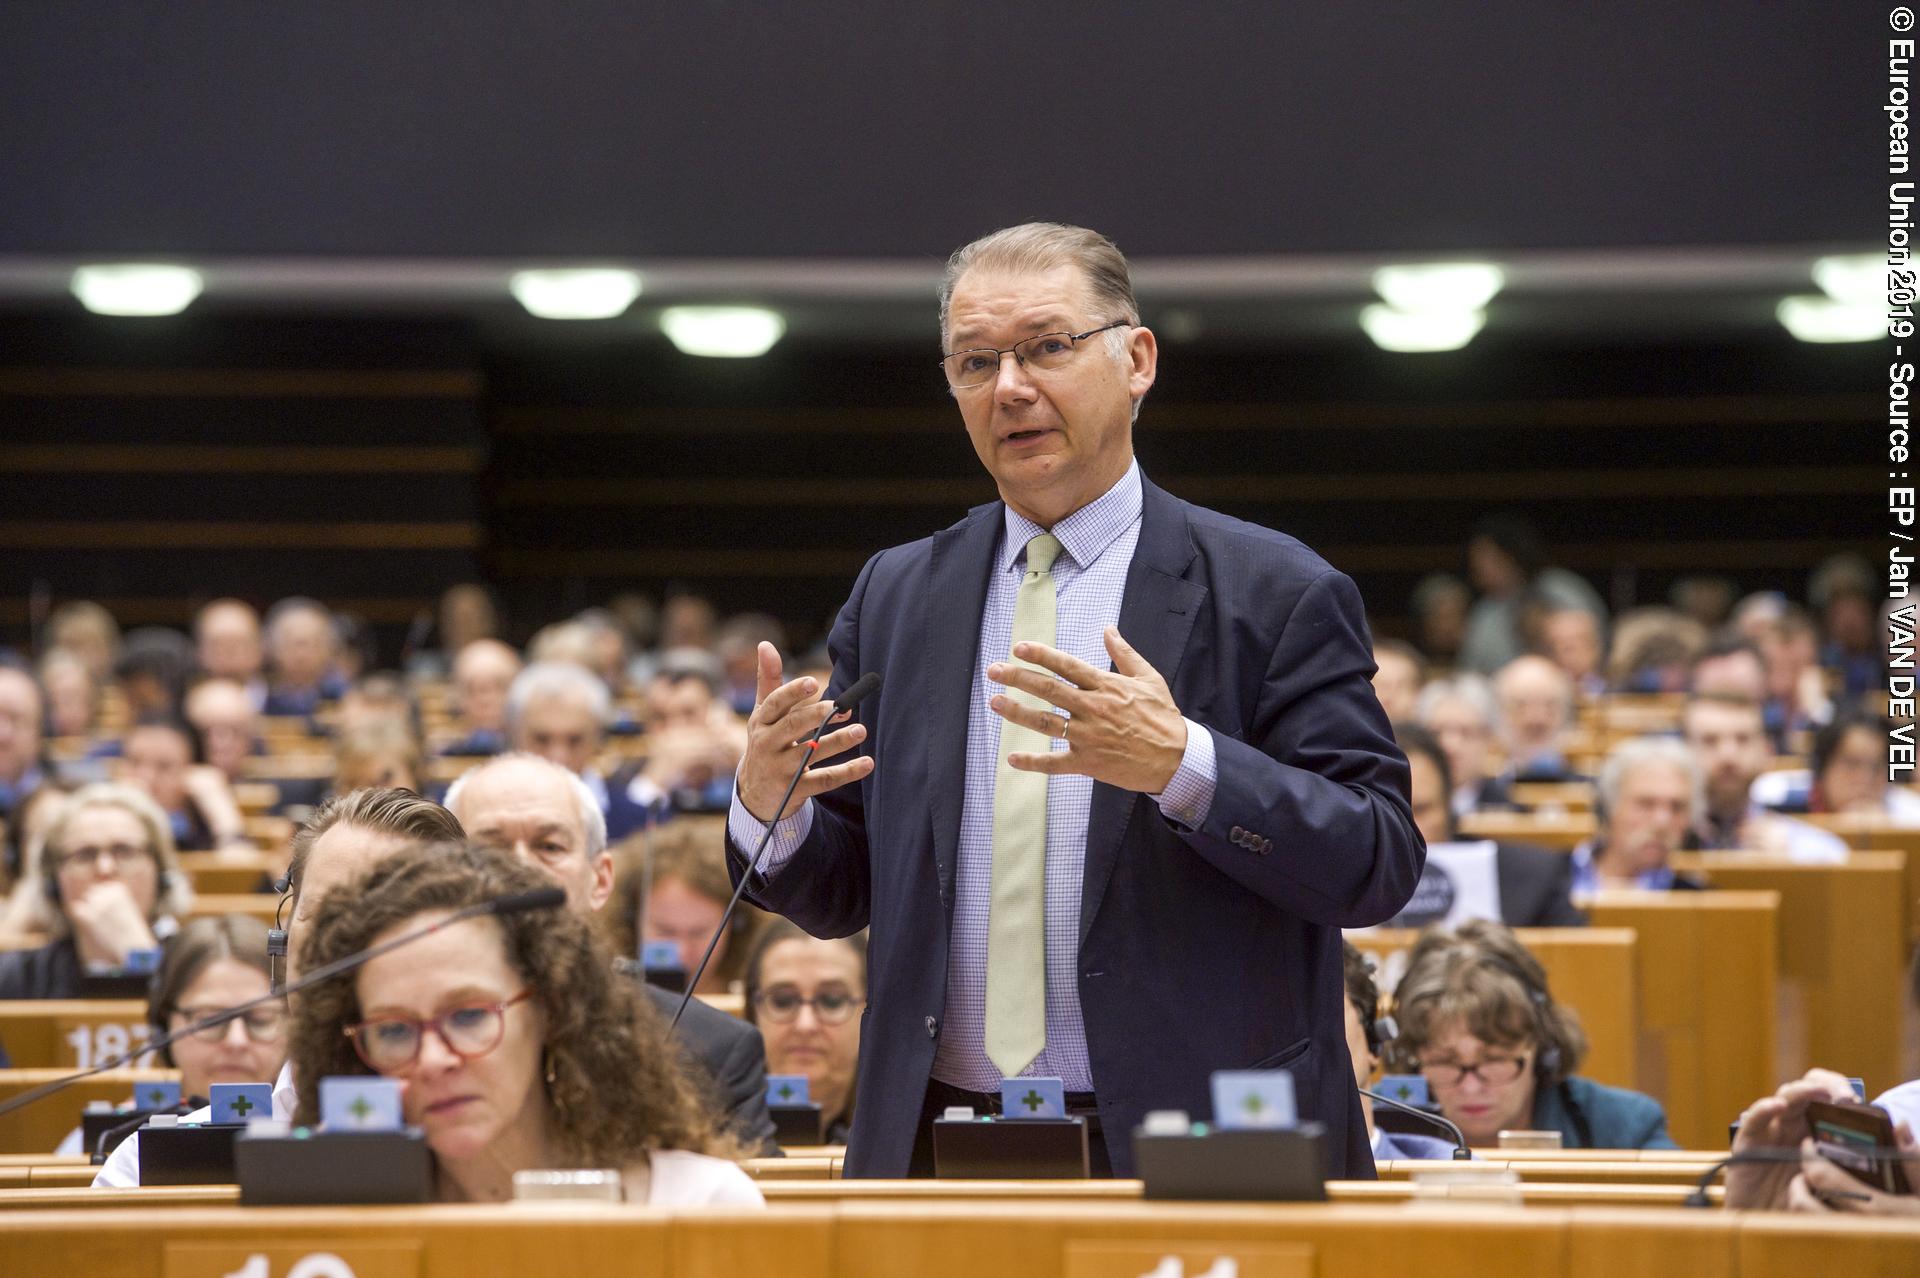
left=940, top=321, right=1132, bottom=388
left=344, top=990, right=532, bottom=1072
left=1418, top=1053, right=1530, bottom=1088
left=53, top=843, right=151, bottom=873
left=752, top=986, right=863, bottom=1025
left=173, top=1005, right=287, bottom=1043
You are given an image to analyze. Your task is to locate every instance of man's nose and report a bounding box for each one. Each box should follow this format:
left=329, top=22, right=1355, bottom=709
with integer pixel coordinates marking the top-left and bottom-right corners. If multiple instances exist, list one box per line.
left=992, top=350, right=1038, bottom=400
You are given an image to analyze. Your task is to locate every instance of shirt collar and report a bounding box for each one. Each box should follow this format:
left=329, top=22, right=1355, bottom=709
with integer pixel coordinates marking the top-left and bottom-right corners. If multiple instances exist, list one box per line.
left=998, top=459, right=1143, bottom=575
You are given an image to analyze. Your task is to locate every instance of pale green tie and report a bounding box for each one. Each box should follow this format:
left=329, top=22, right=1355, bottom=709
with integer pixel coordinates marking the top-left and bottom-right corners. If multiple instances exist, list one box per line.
left=985, top=532, right=1062, bottom=1078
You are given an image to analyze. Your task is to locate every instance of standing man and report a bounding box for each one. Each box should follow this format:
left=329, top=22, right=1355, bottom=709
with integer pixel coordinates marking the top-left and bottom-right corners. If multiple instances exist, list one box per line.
left=729, top=223, right=1423, bottom=1178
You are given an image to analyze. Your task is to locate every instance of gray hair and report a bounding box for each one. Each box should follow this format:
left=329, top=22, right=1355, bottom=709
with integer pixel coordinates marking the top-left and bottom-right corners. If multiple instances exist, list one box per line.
left=443, top=751, right=608, bottom=859
left=1415, top=673, right=1499, bottom=729
left=8, top=782, right=193, bottom=939
left=506, top=661, right=612, bottom=733
left=1597, top=736, right=1705, bottom=827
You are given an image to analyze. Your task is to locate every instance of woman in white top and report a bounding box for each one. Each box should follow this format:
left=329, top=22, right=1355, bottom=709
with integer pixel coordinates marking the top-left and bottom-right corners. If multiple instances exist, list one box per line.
left=287, top=840, right=761, bottom=1206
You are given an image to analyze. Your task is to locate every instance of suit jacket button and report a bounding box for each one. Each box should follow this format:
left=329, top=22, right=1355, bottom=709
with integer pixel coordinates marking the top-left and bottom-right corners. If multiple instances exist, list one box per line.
left=1230, top=825, right=1245, bottom=841
left=926, top=1016, right=939, bottom=1039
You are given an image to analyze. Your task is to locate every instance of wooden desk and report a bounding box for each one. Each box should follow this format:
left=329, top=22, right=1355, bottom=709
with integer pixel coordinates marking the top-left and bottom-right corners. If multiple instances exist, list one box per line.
left=1458, top=811, right=1597, bottom=850
left=0, top=1068, right=180, bottom=1155
left=0, top=1200, right=1912, bottom=1276
left=1669, top=852, right=1911, bottom=1092
left=177, top=852, right=279, bottom=896
left=0, top=1000, right=152, bottom=1070
left=1583, top=891, right=1780, bottom=1151
left=1347, top=929, right=1638, bottom=1090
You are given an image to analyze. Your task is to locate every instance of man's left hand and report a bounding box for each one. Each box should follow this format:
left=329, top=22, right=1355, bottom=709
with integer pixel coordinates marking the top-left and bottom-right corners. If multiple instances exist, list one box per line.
left=987, top=625, right=1187, bottom=794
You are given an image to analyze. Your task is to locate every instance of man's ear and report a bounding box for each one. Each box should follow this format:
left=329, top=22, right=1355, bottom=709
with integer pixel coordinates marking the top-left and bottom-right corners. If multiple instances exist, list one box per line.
left=1126, top=325, right=1158, bottom=401
left=588, top=852, right=616, bottom=913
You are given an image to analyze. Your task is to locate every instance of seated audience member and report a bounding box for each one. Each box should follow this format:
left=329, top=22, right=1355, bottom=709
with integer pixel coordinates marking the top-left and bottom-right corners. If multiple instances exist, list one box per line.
left=1669, top=575, right=1738, bottom=632
left=122, top=716, right=247, bottom=852
left=433, top=584, right=503, bottom=674
left=1370, top=640, right=1426, bottom=725
left=506, top=660, right=615, bottom=814
left=38, top=649, right=99, bottom=741
left=716, top=613, right=789, bottom=717
left=334, top=673, right=417, bottom=737
left=1341, top=942, right=1456, bottom=1160
left=574, top=608, right=634, bottom=697
left=1392, top=725, right=1583, bottom=928
left=91, top=787, right=465, bottom=1186
left=441, top=639, right=521, bottom=757
left=1809, top=554, right=1881, bottom=698
left=1727, top=1068, right=1920, bottom=1218
left=1690, top=635, right=1775, bottom=736
left=194, top=599, right=267, bottom=709
left=45, top=601, right=122, bottom=685
left=613, top=650, right=743, bottom=825
left=1569, top=738, right=1706, bottom=892
left=1752, top=705, right=1920, bottom=823
left=744, top=920, right=866, bottom=1145
left=1486, top=656, right=1585, bottom=796
left=639, top=817, right=753, bottom=996
left=0, top=667, right=50, bottom=838
left=0, top=784, right=192, bottom=997
left=1459, top=515, right=1606, bottom=675
left=58, top=913, right=288, bottom=1155
left=183, top=678, right=264, bottom=786
left=1682, top=694, right=1846, bottom=861
left=1410, top=573, right=1470, bottom=665
left=1758, top=606, right=1833, bottom=741
left=1538, top=605, right=1607, bottom=699
left=114, top=628, right=195, bottom=720
left=1385, top=920, right=1676, bottom=1149
left=330, top=721, right=425, bottom=798
left=1415, top=675, right=1500, bottom=818
left=445, top=755, right=779, bottom=1154
left=289, top=841, right=763, bottom=1205
left=659, top=593, right=719, bottom=653
left=262, top=597, right=346, bottom=718
left=1605, top=607, right=1707, bottom=694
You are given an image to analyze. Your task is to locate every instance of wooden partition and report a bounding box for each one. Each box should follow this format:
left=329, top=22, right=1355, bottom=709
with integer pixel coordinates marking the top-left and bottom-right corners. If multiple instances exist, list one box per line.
left=1669, top=852, right=1911, bottom=1091
left=184, top=894, right=280, bottom=927
left=176, top=851, right=281, bottom=897
left=0, top=1201, right=1913, bottom=1278
left=1458, top=811, right=1597, bottom=850
left=1583, top=891, right=1779, bottom=1150
left=0, top=1000, right=151, bottom=1070
left=0, top=1068, right=179, bottom=1155
left=1347, top=929, right=1638, bottom=1090
left=1804, top=813, right=1920, bottom=943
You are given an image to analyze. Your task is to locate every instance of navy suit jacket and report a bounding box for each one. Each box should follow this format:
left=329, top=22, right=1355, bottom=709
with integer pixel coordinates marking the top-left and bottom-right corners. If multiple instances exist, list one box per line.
left=728, top=475, right=1424, bottom=1177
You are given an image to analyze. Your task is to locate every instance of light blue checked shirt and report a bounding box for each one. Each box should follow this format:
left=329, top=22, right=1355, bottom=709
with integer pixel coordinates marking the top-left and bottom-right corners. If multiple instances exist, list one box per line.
left=730, top=461, right=1217, bottom=1091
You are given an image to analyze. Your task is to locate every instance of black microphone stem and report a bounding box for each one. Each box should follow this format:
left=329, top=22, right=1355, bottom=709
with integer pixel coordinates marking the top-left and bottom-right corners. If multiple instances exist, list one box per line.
left=1361, top=1087, right=1473, bottom=1160
left=670, top=673, right=880, bottom=1035
left=0, top=889, right=562, bottom=1122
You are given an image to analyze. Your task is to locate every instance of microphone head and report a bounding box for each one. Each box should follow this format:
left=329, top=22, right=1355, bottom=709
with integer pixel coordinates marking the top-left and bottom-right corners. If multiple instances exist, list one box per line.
left=488, top=886, right=568, bottom=917
left=833, top=672, right=882, bottom=711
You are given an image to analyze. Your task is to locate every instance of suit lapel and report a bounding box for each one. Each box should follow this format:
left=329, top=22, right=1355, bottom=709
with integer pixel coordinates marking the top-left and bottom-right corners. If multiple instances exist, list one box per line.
left=1079, top=478, right=1207, bottom=948
left=925, top=502, right=1003, bottom=911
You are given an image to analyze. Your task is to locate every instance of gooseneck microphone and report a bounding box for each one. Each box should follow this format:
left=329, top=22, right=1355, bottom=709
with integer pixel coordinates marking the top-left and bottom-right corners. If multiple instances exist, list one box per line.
left=669, top=672, right=881, bottom=1035
left=0, top=885, right=567, bottom=1124
left=1360, top=1087, right=1473, bottom=1160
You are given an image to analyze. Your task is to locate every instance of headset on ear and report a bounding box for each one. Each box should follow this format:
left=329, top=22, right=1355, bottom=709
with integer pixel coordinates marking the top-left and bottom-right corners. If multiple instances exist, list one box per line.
left=1366, top=1013, right=1400, bottom=1058
left=267, top=877, right=292, bottom=995
left=1477, top=950, right=1562, bottom=1079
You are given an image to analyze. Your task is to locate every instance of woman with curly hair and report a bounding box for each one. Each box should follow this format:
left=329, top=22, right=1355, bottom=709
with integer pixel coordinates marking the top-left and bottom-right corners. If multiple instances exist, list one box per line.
left=287, top=839, right=762, bottom=1205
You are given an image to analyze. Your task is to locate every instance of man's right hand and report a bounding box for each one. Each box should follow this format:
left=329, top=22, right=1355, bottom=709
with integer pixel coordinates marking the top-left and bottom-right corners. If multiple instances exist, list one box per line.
left=66, top=880, right=160, bottom=967
left=735, top=642, right=873, bottom=824
left=1724, top=1068, right=1857, bottom=1209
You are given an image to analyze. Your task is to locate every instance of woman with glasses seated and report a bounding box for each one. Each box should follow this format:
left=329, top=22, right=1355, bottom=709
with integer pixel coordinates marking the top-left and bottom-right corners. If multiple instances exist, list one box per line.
left=57, top=914, right=286, bottom=1154
left=0, top=784, right=192, bottom=999
left=1383, top=919, right=1676, bottom=1150
left=288, top=840, right=761, bottom=1205
left=743, top=921, right=866, bottom=1145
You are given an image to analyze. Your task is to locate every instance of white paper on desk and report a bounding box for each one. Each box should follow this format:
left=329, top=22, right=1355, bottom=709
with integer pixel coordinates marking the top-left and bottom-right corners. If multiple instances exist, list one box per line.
left=1386, top=840, right=1502, bottom=929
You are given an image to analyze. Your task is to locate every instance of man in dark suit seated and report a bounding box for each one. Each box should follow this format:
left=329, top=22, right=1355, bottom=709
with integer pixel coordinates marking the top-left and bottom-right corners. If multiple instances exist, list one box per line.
left=438, top=639, right=522, bottom=757
left=1569, top=738, right=1708, bottom=892
left=1391, top=723, right=1584, bottom=928
left=727, top=222, right=1424, bottom=1179
left=1475, top=655, right=1589, bottom=809
left=261, top=597, right=348, bottom=718
left=446, top=754, right=778, bottom=1154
